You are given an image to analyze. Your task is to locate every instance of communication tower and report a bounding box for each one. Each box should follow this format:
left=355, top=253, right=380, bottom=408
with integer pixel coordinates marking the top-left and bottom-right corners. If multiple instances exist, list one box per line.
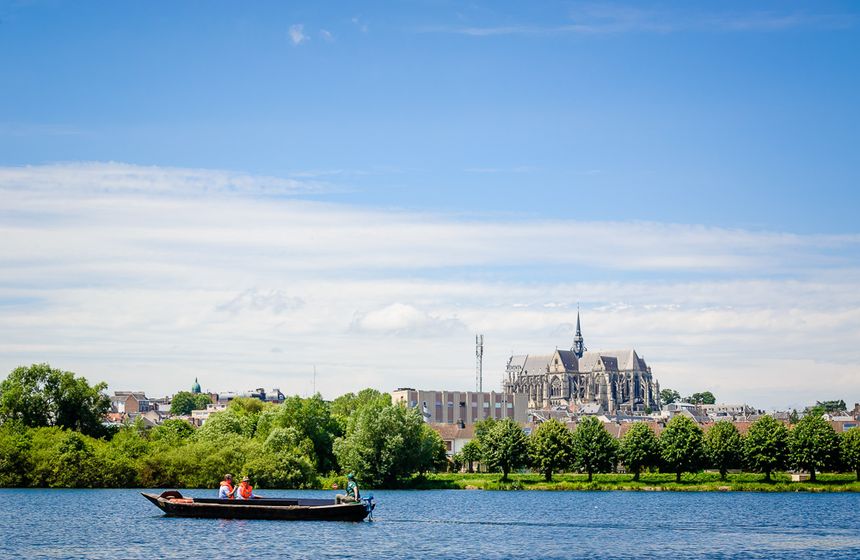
left=475, top=334, right=484, bottom=393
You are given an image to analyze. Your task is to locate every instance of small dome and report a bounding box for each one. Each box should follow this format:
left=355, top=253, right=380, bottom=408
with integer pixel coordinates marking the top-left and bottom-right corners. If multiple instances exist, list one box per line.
left=191, top=377, right=201, bottom=394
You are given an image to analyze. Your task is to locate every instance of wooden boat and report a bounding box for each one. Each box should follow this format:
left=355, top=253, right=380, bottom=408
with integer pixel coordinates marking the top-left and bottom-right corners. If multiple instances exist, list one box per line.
left=141, top=490, right=374, bottom=521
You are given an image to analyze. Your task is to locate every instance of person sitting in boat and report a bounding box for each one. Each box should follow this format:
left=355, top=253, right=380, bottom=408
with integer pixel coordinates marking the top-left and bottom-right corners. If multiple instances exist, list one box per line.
left=218, top=474, right=236, bottom=499
left=335, top=472, right=359, bottom=504
left=235, top=476, right=255, bottom=500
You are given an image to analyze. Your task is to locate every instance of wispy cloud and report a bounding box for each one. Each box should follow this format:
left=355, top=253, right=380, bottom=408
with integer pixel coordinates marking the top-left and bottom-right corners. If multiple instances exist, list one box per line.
left=0, top=161, right=327, bottom=197
left=0, top=162, right=858, bottom=407
left=422, top=5, right=856, bottom=37
left=319, top=29, right=334, bottom=42
left=289, top=23, right=308, bottom=45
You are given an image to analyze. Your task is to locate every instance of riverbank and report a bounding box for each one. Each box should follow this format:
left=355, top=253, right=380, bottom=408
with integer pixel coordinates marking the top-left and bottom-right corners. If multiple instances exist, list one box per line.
left=399, top=472, right=860, bottom=492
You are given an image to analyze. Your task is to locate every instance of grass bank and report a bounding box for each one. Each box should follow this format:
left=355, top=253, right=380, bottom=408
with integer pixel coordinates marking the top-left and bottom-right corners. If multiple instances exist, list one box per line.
left=397, top=472, right=860, bottom=492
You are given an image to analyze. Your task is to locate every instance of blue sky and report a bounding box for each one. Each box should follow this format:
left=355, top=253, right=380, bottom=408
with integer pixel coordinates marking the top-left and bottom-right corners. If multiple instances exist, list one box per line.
left=1, top=1, right=858, bottom=407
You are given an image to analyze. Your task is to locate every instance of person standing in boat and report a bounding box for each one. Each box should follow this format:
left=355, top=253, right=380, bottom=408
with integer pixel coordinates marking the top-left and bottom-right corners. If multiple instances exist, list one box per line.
left=335, top=472, right=359, bottom=504
left=235, top=476, right=255, bottom=500
left=218, top=474, right=236, bottom=499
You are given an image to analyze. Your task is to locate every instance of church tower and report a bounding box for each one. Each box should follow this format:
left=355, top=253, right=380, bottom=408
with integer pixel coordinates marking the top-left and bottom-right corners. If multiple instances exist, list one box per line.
left=573, top=308, right=586, bottom=358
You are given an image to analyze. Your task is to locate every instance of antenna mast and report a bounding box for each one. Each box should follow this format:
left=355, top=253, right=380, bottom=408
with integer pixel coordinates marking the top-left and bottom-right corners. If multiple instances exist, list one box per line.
left=476, top=334, right=484, bottom=392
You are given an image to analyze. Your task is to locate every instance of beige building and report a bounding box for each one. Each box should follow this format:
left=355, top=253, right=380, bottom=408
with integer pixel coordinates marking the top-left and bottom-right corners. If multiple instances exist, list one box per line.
left=391, top=388, right=528, bottom=426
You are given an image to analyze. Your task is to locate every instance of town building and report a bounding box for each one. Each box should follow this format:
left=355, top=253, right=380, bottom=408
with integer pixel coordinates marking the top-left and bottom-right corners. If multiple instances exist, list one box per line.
left=391, top=388, right=528, bottom=426
left=504, top=311, right=661, bottom=413
left=110, top=391, right=151, bottom=414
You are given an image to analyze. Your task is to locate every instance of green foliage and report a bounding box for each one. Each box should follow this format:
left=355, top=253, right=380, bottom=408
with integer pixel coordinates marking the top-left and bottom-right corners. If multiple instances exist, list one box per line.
left=0, top=364, right=110, bottom=437
left=842, top=428, right=860, bottom=481
left=686, top=391, right=716, bottom=405
left=460, top=440, right=482, bottom=473
left=815, top=400, right=847, bottom=414
left=744, top=415, right=789, bottom=481
left=330, top=389, right=390, bottom=425
left=243, top=451, right=318, bottom=489
left=528, top=419, right=574, bottom=481
left=660, top=388, right=681, bottom=405
left=0, top=423, right=33, bottom=486
left=195, top=409, right=247, bottom=440
left=169, top=391, right=212, bottom=415
left=478, top=418, right=530, bottom=481
left=150, top=419, right=195, bottom=446
left=659, top=415, right=705, bottom=482
left=789, top=414, right=841, bottom=481
left=333, top=400, right=440, bottom=487
left=256, top=394, right=341, bottom=473
left=571, top=416, right=617, bottom=482
left=618, top=422, right=658, bottom=481
left=704, top=421, right=742, bottom=480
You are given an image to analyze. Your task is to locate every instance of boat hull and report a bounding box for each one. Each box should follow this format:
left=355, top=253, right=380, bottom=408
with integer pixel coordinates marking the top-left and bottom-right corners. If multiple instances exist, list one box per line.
left=141, top=491, right=371, bottom=522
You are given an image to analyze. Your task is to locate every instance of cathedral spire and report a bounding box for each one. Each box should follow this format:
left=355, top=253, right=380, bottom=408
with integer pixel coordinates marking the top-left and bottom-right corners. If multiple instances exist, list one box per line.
left=573, top=306, right=586, bottom=358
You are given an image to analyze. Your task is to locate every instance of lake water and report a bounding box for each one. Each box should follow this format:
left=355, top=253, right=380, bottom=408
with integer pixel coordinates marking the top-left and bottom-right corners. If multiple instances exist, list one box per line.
left=1, top=488, right=859, bottom=559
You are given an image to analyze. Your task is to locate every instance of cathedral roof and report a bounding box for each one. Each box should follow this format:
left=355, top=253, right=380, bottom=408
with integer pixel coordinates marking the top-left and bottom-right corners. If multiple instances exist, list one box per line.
left=578, top=349, right=647, bottom=373
left=522, top=354, right=555, bottom=375
left=554, top=349, right=579, bottom=370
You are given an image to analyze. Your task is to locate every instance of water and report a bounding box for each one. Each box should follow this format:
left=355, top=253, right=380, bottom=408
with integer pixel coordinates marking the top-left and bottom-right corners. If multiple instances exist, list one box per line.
left=1, top=488, right=859, bottom=559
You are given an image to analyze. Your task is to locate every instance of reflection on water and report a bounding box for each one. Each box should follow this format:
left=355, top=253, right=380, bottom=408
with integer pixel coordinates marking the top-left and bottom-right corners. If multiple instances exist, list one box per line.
left=1, top=488, right=859, bottom=559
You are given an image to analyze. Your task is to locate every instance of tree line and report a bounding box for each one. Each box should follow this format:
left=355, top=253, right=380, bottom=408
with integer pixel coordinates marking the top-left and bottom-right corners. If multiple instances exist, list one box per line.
left=459, top=414, right=860, bottom=483
left=0, top=364, right=446, bottom=488
left=1, top=364, right=859, bottom=488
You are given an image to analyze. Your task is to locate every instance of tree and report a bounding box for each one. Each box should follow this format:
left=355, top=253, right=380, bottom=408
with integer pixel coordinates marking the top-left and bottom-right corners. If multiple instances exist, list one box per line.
left=659, top=415, right=705, bottom=482
left=478, top=418, right=530, bottom=481
left=660, top=389, right=681, bottom=405
left=0, top=364, right=110, bottom=438
left=842, top=428, right=860, bottom=481
left=416, top=424, right=448, bottom=475
left=789, top=413, right=840, bottom=481
left=618, top=422, right=658, bottom=481
left=815, top=400, right=847, bottom=414
left=687, top=392, right=716, bottom=405
left=257, top=394, right=341, bottom=473
left=571, top=416, right=617, bottom=482
left=529, top=419, right=574, bottom=481
left=704, top=421, right=742, bottom=480
left=333, top=401, right=432, bottom=487
left=744, top=415, right=789, bottom=482
left=460, top=440, right=482, bottom=473
left=170, top=391, right=211, bottom=416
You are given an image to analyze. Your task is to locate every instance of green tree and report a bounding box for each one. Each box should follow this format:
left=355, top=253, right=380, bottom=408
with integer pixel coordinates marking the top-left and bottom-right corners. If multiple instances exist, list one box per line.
left=170, top=391, right=211, bottom=415
left=528, top=419, right=574, bottom=481
left=0, top=364, right=110, bottom=437
left=416, top=424, right=448, bottom=475
left=0, top=423, right=33, bottom=486
left=478, top=418, right=530, bottom=481
left=815, top=400, right=847, bottom=414
left=842, top=428, right=860, bottom=481
left=258, top=394, right=341, bottom=473
left=571, top=416, right=617, bottom=482
left=688, top=392, right=716, bottom=405
left=788, top=414, right=840, bottom=481
left=704, top=421, right=742, bottom=480
left=618, top=422, right=658, bottom=481
left=660, top=389, right=681, bottom=405
left=659, top=415, right=705, bottom=482
left=151, top=419, right=195, bottom=445
left=460, top=439, right=482, bottom=473
left=333, top=400, right=431, bottom=487
left=744, top=415, right=789, bottom=482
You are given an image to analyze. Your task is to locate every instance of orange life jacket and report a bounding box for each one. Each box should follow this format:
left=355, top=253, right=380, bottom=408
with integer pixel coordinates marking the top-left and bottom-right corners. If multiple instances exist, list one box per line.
left=220, top=480, right=234, bottom=499
left=239, top=482, right=253, bottom=499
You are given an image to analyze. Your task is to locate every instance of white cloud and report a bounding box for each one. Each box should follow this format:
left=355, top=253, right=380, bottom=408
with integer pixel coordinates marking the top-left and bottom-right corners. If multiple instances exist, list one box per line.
left=289, top=24, right=308, bottom=45
left=319, top=29, right=334, bottom=42
left=0, top=162, right=858, bottom=408
left=351, top=303, right=465, bottom=336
